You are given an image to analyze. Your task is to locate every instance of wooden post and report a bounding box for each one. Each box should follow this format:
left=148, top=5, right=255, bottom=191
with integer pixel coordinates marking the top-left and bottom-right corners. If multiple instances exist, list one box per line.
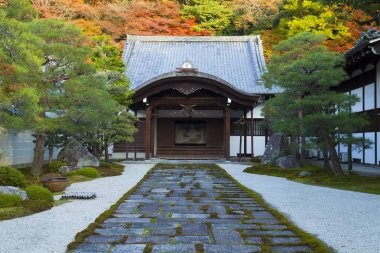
left=244, top=110, right=247, bottom=158
left=225, top=107, right=230, bottom=160
left=251, top=108, right=254, bottom=160
left=134, top=110, right=137, bottom=161
left=239, top=124, right=242, bottom=162
left=145, top=106, right=151, bottom=160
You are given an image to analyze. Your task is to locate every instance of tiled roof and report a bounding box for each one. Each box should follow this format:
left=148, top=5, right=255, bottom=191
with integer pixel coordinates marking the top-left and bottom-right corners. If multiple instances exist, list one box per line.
left=122, top=36, right=282, bottom=95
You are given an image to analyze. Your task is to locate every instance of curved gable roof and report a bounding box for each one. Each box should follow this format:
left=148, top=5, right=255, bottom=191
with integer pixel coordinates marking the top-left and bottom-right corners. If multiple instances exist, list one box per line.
left=122, top=35, right=282, bottom=95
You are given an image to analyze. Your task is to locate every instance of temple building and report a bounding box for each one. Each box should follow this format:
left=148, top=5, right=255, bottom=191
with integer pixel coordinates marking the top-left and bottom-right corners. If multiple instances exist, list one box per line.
left=112, top=36, right=280, bottom=160
left=337, top=29, right=380, bottom=165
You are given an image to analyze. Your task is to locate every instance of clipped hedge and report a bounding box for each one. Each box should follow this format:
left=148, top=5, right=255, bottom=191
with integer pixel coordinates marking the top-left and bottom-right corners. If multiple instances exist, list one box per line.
left=67, top=167, right=99, bottom=178
left=25, top=185, right=53, bottom=202
left=0, top=193, right=22, bottom=208
left=22, top=200, right=53, bottom=212
left=48, top=160, right=68, bottom=173
left=0, top=167, right=28, bottom=187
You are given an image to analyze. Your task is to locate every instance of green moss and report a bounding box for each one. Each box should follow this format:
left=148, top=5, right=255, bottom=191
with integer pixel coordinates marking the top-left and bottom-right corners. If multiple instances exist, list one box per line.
left=25, top=185, right=53, bottom=202
left=0, top=206, right=32, bottom=220
left=22, top=199, right=53, bottom=212
left=0, top=193, right=22, bottom=208
left=244, top=164, right=380, bottom=195
left=215, top=164, right=333, bottom=253
left=67, top=167, right=99, bottom=178
left=66, top=164, right=158, bottom=252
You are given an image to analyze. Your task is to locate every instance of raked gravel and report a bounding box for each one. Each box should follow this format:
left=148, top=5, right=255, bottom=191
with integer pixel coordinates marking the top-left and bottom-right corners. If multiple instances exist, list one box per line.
left=0, top=163, right=153, bottom=253
left=218, top=163, right=380, bottom=253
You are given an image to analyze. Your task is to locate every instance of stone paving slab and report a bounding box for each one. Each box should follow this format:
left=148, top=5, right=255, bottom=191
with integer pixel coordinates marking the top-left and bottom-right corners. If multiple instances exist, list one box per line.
left=72, top=164, right=317, bottom=253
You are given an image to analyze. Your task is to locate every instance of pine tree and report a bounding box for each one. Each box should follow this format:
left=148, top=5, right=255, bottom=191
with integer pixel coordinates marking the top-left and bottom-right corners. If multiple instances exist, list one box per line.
left=263, top=32, right=368, bottom=175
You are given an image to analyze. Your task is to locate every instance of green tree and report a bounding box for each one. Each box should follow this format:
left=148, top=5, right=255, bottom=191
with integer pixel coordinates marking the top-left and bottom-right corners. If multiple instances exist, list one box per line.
left=279, top=0, right=349, bottom=40
left=181, top=0, right=234, bottom=35
left=263, top=32, right=368, bottom=175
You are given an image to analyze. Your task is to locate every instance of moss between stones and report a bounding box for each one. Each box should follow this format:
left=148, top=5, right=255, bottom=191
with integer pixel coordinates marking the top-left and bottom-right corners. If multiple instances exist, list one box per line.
left=214, top=164, right=333, bottom=253
left=66, top=164, right=158, bottom=252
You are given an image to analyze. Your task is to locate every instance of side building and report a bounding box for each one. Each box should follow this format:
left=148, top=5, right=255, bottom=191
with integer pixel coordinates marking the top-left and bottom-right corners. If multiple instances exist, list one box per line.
left=111, top=36, right=280, bottom=160
left=337, top=29, right=380, bottom=165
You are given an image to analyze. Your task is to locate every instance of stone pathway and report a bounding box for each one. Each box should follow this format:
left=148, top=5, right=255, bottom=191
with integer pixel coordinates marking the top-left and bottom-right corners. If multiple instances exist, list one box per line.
left=72, top=165, right=314, bottom=253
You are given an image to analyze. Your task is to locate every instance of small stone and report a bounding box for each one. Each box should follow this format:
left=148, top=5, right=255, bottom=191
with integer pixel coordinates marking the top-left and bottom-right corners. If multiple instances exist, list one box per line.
left=245, top=237, right=263, bottom=244
left=126, top=235, right=170, bottom=243
left=298, top=171, right=312, bottom=178
left=174, top=236, right=211, bottom=243
left=271, top=246, right=312, bottom=252
left=204, top=245, right=261, bottom=253
left=182, top=223, right=209, bottom=236
left=152, top=244, right=195, bottom=253
left=270, top=237, right=302, bottom=244
left=111, top=244, right=146, bottom=253
left=73, top=243, right=110, bottom=253
left=94, top=228, right=144, bottom=236
left=85, top=235, right=123, bottom=243
left=213, top=230, right=243, bottom=244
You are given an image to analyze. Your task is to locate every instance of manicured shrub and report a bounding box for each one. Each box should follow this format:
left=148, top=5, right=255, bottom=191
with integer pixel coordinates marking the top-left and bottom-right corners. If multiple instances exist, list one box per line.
left=22, top=200, right=53, bottom=212
left=25, top=185, right=53, bottom=202
left=48, top=160, right=68, bottom=173
left=0, top=167, right=27, bottom=187
left=67, top=167, right=100, bottom=178
left=0, top=194, right=22, bottom=208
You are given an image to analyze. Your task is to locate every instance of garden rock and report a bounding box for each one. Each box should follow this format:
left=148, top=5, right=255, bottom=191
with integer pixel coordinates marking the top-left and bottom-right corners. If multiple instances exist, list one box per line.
left=262, top=133, right=289, bottom=165
left=276, top=155, right=300, bottom=168
left=298, top=171, right=312, bottom=178
left=57, top=138, right=99, bottom=167
left=0, top=186, right=28, bottom=200
left=58, top=166, right=79, bottom=175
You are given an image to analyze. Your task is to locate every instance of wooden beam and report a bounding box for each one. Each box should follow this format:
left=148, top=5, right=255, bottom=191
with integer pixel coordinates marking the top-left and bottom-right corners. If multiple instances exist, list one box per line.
left=225, top=107, right=230, bottom=160
left=244, top=110, right=247, bottom=157
left=145, top=106, right=151, bottom=160
left=251, top=107, right=254, bottom=160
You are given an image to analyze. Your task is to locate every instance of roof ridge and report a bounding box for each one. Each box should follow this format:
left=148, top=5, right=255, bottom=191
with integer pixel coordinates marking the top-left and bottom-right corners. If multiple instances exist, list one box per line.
left=126, top=35, right=259, bottom=42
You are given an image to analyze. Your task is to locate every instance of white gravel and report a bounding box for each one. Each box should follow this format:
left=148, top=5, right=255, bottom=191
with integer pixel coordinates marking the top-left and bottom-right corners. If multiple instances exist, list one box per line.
left=218, top=163, right=380, bottom=253
left=0, top=163, right=153, bottom=253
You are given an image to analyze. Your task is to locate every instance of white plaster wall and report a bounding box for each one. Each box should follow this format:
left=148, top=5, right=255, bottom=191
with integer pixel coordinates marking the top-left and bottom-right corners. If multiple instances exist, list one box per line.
left=0, top=130, right=59, bottom=166
left=352, top=133, right=363, bottom=161
left=364, top=132, right=375, bottom=164
left=111, top=152, right=145, bottom=160
left=351, top=87, right=363, bottom=112
left=364, top=83, right=375, bottom=110
left=246, top=103, right=265, bottom=118
left=230, top=136, right=266, bottom=156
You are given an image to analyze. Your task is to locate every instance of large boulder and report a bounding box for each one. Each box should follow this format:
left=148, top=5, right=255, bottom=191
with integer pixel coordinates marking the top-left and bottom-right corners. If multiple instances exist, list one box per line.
left=276, top=155, right=300, bottom=169
left=262, top=132, right=289, bottom=165
left=58, top=166, right=79, bottom=175
left=0, top=186, right=28, bottom=200
left=57, top=138, right=100, bottom=167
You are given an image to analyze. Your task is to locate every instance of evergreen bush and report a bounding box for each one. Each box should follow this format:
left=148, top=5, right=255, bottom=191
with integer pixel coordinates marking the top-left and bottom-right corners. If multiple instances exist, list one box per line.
left=25, top=185, right=53, bottom=202
left=0, top=193, right=22, bottom=208
left=0, top=167, right=28, bottom=187
left=67, top=167, right=100, bottom=178
left=48, top=160, right=68, bottom=173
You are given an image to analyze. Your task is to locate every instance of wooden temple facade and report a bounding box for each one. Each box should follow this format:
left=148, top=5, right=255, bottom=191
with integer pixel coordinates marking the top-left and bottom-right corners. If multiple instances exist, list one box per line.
left=337, top=29, right=380, bottom=165
left=112, top=36, right=280, bottom=160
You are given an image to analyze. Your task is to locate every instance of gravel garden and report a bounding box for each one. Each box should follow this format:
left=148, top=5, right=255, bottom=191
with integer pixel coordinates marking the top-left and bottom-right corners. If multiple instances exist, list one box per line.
left=0, top=161, right=124, bottom=221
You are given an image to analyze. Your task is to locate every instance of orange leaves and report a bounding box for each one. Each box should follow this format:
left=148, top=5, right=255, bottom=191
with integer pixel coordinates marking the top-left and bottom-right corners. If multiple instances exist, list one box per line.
left=32, top=0, right=209, bottom=46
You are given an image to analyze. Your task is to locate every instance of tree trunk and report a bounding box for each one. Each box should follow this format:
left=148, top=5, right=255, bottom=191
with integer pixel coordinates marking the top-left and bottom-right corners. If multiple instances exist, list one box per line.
left=323, top=131, right=343, bottom=175
left=348, top=143, right=353, bottom=173
left=297, top=91, right=306, bottom=163
left=31, top=132, right=46, bottom=176
left=321, top=143, right=331, bottom=172
left=48, top=144, right=54, bottom=164
left=104, top=142, right=109, bottom=162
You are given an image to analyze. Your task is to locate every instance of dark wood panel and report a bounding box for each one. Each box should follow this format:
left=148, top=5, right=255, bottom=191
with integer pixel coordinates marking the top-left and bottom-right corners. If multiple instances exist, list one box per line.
left=113, top=119, right=145, bottom=152
left=156, top=118, right=224, bottom=157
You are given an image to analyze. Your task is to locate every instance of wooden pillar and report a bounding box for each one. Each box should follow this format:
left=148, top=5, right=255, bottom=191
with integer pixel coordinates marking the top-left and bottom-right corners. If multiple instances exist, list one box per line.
left=239, top=124, right=243, bottom=162
left=225, top=107, right=230, bottom=160
left=243, top=110, right=247, bottom=158
left=145, top=106, right=151, bottom=160
left=251, top=107, right=254, bottom=160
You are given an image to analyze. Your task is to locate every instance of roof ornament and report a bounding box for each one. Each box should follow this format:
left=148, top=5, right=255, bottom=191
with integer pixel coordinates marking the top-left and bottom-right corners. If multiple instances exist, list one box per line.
left=176, top=60, right=198, bottom=73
